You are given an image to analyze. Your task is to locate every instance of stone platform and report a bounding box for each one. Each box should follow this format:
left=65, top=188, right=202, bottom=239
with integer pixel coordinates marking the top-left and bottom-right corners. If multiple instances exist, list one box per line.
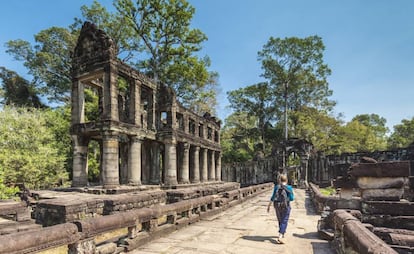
left=31, top=182, right=240, bottom=227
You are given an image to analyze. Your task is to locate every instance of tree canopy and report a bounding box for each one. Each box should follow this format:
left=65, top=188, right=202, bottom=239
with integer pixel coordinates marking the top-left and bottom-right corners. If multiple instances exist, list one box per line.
left=258, top=36, right=335, bottom=115
left=0, top=107, right=69, bottom=190
left=0, top=67, right=45, bottom=108
left=388, top=117, right=414, bottom=149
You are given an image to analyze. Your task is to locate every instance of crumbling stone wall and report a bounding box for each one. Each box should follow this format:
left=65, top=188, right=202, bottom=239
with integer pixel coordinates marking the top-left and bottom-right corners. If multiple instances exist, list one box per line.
left=221, top=158, right=277, bottom=186
left=71, top=22, right=221, bottom=189
left=308, top=146, right=414, bottom=186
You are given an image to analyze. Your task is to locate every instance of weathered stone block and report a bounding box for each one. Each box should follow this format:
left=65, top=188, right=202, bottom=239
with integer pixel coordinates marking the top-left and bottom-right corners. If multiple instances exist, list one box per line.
left=362, top=201, right=414, bottom=216
left=349, top=161, right=410, bottom=177
left=361, top=188, right=403, bottom=201
left=357, top=177, right=405, bottom=189
left=362, top=215, right=414, bottom=230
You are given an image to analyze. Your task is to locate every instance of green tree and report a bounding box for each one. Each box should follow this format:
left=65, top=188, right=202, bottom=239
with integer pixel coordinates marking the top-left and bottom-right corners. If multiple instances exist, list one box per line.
left=388, top=117, right=414, bottom=149
left=257, top=36, right=335, bottom=141
left=0, top=107, right=68, bottom=189
left=5, top=27, right=77, bottom=103
left=227, top=82, right=276, bottom=153
left=114, top=0, right=218, bottom=113
left=0, top=170, right=19, bottom=199
left=352, top=113, right=388, bottom=150
left=0, top=67, right=44, bottom=108
left=221, top=112, right=258, bottom=163
left=292, top=107, right=342, bottom=154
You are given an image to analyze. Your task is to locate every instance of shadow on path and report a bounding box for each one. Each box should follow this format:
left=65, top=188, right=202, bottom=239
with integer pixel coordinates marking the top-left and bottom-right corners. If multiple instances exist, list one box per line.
left=242, top=235, right=279, bottom=244
left=292, top=232, right=320, bottom=240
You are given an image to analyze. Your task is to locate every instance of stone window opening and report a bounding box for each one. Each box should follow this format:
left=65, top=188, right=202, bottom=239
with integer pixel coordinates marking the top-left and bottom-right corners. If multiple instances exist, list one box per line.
left=214, top=130, right=219, bottom=142
left=176, top=113, right=184, bottom=131
left=207, top=127, right=212, bottom=140
left=117, top=76, right=130, bottom=123
left=199, top=124, right=204, bottom=138
left=84, top=85, right=102, bottom=122
left=189, top=119, right=196, bottom=135
left=160, top=111, right=168, bottom=128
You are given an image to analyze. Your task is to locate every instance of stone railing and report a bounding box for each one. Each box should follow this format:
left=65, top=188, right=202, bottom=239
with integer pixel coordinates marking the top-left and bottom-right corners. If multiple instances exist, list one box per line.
left=308, top=182, right=361, bottom=214
left=0, top=183, right=272, bottom=254
left=332, top=209, right=397, bottom=254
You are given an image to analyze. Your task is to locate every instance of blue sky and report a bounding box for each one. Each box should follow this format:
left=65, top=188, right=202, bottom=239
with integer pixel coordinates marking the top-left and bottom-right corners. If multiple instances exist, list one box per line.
left=1, top=1, right=413, bottom=131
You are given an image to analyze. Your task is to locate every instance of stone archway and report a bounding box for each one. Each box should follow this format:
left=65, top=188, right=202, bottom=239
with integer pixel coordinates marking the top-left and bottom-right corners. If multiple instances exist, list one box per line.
left=272, top=138, right=313, bottom=186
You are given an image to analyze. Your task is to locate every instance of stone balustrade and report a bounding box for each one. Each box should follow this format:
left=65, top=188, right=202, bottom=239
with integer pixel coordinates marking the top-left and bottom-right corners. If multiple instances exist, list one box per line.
left=332, top=209, right=397, bottom=254
left=0, top=183, right=272, bottom=254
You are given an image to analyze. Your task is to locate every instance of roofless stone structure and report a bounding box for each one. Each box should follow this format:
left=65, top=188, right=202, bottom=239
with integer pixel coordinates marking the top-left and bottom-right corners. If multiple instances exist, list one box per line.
left=70, top=22, right=221, bottom=188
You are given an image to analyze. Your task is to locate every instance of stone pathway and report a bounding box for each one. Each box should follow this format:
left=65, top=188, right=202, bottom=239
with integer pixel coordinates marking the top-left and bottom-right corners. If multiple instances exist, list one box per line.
left=129, top=188, right=335, bottom=254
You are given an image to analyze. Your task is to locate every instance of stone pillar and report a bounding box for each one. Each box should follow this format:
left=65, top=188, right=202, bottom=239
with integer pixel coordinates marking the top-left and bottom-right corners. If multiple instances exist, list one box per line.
left=102, top=133, right=119, bottom=188
left=164, top=142, right=178, bottom=186
left=201, top=148, right=208, bottom=182
left=191, top=146, right=200, bottom=183
left=209, top=150, right=216, bottom=181
left=71, top=80, right=85, bottom=124
left=179, top=143, right=190, bottom=184
left=102, top=63, right=119, bottom=121
left=128, top=137, right=142, bottom=185
left=71, top=135, right=88, bottom=187
left=215, top=151, right=222, bottom=181
left=119, top=143, right=129, bottom=184
left=149, top=142, right=161, bottom=184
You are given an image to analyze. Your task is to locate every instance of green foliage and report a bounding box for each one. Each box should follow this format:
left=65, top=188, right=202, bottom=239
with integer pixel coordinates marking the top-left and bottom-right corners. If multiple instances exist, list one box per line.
left=319, top=186, right=336, bottom=196
left=0, top=170, right=19, bottom=199
left=223, top=36, right=336, bottom=160
left=290, top=107, right=343, bottom=154
left=5, top=27, right=77, bottom=104
left=258, top=36, right=335, bottom=115
left=227, top=82, right=277, bottom=153
left=221, top=112, right=258, bottom=162
left=388, top=117, right=414, bottom=149
left=0, top=107, right=69, bottom=190
left=0, top=67, right=45, bottom=108
left=87, top=140, right=101, bottom=182
left=114, top=0, right=218, bottom=114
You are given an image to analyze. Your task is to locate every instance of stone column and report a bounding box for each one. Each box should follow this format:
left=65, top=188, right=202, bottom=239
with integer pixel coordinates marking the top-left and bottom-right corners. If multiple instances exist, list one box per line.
left=201, top=148, right=208, bottom=182
left=215, top=151, right=222, bottom=181
left=191, top=146, right=200, bottom=183
left=209, top=150, right=216, bottom=181
left=71, top=135, right=88, bottom=187
left=164, top=142, right=178, bottom=186
left=150, top=142, right=161, bottom=184
left=102, top=63, right=119, bottom=121
left=71, top=80, right=85, bottom=124
left=102, top=132, right=119, bottom=188
left=179, top=143, right=190, bottom=184
left=128, top=137, right=142, bottom=185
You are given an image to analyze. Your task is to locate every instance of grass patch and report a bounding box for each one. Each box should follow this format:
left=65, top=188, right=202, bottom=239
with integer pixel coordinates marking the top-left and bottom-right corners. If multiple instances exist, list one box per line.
left=319, top=186, right=336, bottom=196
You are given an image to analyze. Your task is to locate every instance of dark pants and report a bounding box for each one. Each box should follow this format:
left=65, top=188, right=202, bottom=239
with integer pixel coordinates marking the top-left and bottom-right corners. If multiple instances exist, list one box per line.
left=274, top=205, right=291, bottom=234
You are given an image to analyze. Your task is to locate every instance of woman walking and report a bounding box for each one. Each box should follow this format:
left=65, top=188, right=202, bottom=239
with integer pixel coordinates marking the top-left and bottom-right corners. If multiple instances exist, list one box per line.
left=267, top=174, right=294, bottom=244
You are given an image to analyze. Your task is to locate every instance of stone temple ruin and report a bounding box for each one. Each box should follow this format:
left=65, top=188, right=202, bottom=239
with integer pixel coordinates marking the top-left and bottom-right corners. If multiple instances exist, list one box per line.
left=71, top=22, right=222, bottom=188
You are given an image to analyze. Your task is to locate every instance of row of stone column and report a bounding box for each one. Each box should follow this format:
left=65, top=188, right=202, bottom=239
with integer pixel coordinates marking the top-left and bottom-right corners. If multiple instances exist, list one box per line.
left=72, top=134, right=221, bottom=188
left=128, top=139, right=222, bottom=187
left=176, top=143, right=222, bottom=185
